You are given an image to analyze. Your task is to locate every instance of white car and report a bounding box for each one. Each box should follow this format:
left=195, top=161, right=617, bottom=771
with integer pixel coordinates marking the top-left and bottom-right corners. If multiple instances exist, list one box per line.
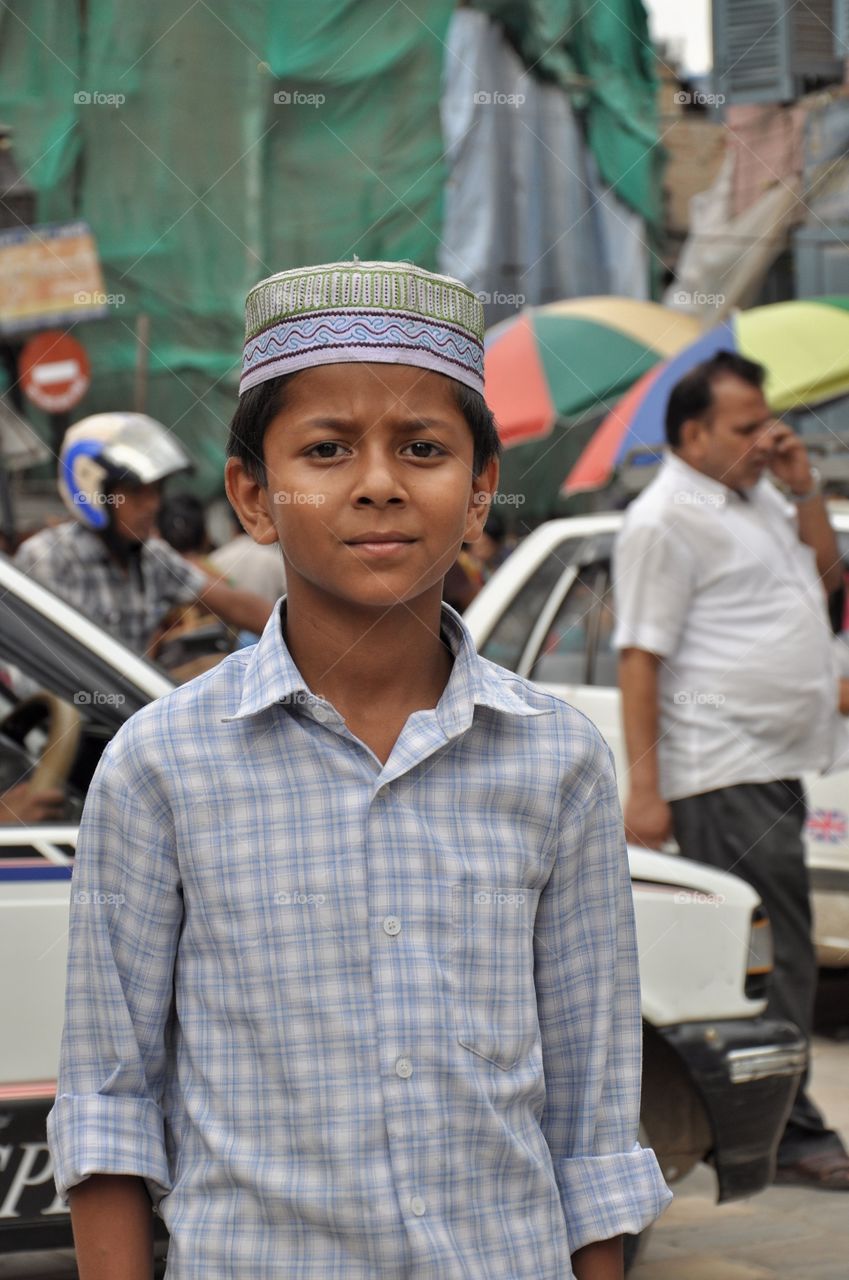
left=0, top=553, right=804, bottom=1265
left=465, top=509, right=849, bottom=969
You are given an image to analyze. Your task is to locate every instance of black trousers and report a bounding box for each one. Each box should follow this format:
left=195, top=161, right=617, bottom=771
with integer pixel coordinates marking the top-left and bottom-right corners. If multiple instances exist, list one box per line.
left=669, top=778, right=844, bottom=1162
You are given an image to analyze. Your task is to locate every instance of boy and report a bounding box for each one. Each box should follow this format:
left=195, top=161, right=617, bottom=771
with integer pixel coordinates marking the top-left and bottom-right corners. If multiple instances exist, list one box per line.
left=48, top=261, right=671, bottom=1279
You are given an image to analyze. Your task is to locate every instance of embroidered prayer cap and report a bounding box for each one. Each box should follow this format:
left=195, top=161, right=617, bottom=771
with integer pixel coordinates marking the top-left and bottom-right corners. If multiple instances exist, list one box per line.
left=240, top=260, right=484, bottom=397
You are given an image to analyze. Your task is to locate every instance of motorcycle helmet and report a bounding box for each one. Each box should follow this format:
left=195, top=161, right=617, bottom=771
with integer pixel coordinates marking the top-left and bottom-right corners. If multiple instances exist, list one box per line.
left=59, top=412, right=191, bottom=531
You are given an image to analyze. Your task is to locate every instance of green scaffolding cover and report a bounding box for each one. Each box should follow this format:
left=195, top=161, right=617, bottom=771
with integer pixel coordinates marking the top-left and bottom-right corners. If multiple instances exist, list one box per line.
left=0, top=0, right=455, bottom=494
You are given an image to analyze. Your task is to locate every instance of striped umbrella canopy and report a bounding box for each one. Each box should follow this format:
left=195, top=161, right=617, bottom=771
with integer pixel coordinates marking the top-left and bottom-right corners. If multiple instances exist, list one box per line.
left=484, top=297, right=703, bottom=447
left=565, top=297, right=849, bottom=495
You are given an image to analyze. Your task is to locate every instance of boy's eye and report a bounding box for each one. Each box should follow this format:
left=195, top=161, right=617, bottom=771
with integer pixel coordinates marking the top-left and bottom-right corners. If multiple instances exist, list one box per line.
left=306, top=441, right=349, bottom=459
left=403, top=441, right=444, bottom=458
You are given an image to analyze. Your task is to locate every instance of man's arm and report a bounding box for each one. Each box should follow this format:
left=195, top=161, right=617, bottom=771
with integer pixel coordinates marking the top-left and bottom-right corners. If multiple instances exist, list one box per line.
left=840, top=678, right=849, bottom=716
left=618, top=647, right=671, bottom=849
left=197, top=576, right=273, bottom=635
left=794, top=493, right=843, bottom=594
left=572, top=1236, right=624, bottom=1280
left=68, top=1174, right=153, bottom=1280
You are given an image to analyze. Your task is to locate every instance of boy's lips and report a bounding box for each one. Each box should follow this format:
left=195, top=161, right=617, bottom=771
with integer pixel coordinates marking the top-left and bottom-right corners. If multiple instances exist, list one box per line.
left=344, top=532, right=418, bottom=558
left=345, top=531, right=417, bottom=544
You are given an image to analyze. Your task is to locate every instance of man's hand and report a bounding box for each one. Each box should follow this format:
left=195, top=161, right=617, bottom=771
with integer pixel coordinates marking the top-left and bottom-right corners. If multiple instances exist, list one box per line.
left=0, top=781, right=65, bottom=824
left=623, top=785, right=672, bottom=849
left=764, top=420, right=816, bottom=495
left=764, top=421, right=843, bottom=592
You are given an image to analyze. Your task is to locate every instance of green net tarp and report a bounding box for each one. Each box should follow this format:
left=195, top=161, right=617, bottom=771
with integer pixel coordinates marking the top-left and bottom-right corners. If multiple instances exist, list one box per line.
left=0, top=0, right=455, bottom=493
left=0, top=1, right=656, bottom=494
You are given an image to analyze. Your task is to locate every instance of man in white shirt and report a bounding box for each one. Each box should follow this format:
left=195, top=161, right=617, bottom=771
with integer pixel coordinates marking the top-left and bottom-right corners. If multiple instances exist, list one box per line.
left=613, top=350, right=849, bottom=1190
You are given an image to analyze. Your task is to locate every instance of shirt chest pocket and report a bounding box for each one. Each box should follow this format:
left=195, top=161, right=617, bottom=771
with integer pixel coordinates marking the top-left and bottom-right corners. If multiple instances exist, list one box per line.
left=448, top=883, right=541, bottom=1071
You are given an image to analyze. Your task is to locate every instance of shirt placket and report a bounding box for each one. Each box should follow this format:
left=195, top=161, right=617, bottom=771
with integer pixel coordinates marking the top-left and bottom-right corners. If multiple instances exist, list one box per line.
left=362, top=715, right=458, bottom=1255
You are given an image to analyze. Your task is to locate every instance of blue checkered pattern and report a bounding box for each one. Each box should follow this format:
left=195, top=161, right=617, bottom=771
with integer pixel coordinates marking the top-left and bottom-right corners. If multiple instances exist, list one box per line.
left=48, top=602, right=671, bottom=1278
left=15, top=521, right=207, bottom=653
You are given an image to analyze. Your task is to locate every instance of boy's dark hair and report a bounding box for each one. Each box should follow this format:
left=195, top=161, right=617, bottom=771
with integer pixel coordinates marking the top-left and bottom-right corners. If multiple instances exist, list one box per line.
left=665, top=350, right=766, bottom=447
left=227, top=370, right=502, bottom=485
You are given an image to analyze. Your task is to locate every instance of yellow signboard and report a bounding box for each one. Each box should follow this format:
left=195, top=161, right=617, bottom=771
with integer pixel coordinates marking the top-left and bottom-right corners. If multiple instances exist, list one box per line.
left=0, top=221, right=109, bottom=335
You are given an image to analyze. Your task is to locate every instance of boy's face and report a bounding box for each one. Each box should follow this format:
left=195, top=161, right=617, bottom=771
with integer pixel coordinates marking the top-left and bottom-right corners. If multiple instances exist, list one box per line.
left=226, top=363, right=499, bottom=613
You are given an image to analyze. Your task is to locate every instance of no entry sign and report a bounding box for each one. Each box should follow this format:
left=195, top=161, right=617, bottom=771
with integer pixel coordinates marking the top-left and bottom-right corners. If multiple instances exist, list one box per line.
left=19, top=332, right=90, bottom=412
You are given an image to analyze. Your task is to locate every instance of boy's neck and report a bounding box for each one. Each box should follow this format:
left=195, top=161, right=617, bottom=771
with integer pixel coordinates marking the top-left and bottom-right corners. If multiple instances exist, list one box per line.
left=281, top=584, right=454, bottom=755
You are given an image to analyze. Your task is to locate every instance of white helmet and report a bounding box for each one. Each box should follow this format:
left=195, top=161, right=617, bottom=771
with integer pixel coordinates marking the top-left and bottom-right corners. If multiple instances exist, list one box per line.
left=59, top=413, right=191, bottom=530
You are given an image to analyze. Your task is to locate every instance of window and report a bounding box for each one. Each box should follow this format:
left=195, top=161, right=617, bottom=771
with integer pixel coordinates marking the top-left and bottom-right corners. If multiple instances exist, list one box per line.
left=529, top=564, right=607, bottom=685
left=480, top=538, right=582, bottom=672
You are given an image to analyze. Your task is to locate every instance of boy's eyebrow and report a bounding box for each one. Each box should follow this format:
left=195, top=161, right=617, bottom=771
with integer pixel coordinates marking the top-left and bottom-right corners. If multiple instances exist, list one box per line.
left=296, top=415, right=460, bottom=433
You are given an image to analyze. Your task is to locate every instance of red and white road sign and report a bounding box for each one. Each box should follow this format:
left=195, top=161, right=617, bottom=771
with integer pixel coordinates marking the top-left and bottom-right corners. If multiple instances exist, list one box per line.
left=19, top=331, right=90, bottom=412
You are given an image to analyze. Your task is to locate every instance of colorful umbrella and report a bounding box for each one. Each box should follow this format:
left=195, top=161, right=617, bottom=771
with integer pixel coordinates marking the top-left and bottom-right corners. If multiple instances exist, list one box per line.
left=565, top=297, right=849, bottom=494
left=484, top=297, right=703, bottom=447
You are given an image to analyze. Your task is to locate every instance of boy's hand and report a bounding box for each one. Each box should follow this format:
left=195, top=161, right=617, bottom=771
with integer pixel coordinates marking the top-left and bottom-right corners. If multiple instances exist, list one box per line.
left=571, top=1235, right=625, bottom=1279
left=68, top=1174, right=154, bottom=1280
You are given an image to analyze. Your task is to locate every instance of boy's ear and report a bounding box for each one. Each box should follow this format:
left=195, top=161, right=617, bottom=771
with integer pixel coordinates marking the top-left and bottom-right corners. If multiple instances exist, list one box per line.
left=224, top=458, right=279, bottom=546
left=463, top=456, right=500, bottom=543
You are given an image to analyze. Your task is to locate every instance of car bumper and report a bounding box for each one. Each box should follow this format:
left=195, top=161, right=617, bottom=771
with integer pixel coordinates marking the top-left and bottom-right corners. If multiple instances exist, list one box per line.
left=660, top=1018, right=806, bottom=1202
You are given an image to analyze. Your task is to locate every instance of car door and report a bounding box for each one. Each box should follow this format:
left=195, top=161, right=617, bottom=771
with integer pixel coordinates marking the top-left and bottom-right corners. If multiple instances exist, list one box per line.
left=517, top=533, right=627, bottom=788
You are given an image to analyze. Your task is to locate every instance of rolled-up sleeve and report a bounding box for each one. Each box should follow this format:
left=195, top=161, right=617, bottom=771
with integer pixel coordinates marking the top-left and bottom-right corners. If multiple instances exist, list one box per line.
left=46, top=726, right=182, bottom=1205
left=535, top=741, right=672, bottom=1253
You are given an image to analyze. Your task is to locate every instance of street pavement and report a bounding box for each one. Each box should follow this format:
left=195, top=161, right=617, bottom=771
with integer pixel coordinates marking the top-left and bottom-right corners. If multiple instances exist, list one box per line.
left=3, top=1036, right=848, bottom=1279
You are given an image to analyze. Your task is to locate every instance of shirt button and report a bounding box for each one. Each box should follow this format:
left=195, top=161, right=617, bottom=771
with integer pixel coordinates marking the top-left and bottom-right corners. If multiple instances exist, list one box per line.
left=383, top=915, right=401, bottom=936
left=410, top=1195, right=426, bottom=1216
left=395, top=1056, right=413, bottom=1079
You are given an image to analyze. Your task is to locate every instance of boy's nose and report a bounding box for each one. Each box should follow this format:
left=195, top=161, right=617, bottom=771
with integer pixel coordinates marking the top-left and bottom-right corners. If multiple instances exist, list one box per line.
left=350, top=455, right=407, bottom=505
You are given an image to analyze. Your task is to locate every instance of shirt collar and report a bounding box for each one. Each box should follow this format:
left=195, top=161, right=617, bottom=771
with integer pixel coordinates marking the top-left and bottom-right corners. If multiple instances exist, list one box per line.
left=223, top=598, right=547, bottom=731
left=662, top=450, right=751, bottom=504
